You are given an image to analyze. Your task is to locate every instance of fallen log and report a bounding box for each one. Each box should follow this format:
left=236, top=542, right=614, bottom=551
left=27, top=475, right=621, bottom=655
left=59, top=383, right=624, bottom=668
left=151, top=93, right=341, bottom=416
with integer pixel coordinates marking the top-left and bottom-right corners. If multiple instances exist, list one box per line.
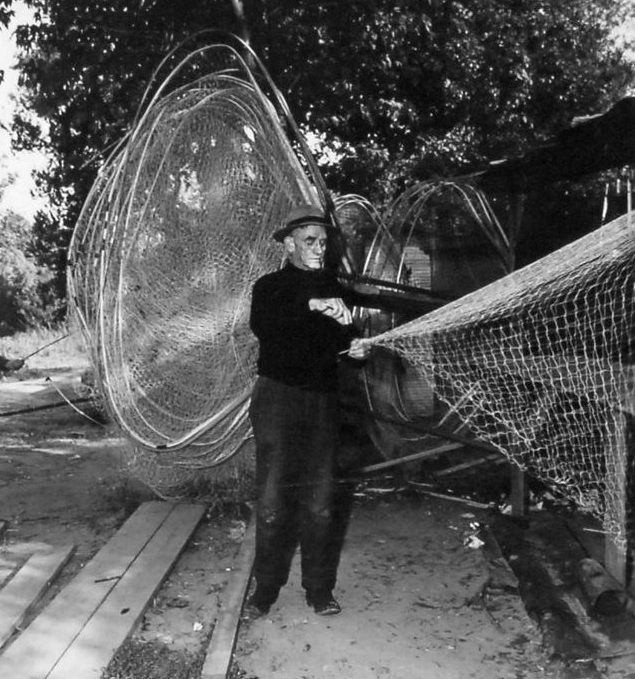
left=577, top=557, right=628, bottom=617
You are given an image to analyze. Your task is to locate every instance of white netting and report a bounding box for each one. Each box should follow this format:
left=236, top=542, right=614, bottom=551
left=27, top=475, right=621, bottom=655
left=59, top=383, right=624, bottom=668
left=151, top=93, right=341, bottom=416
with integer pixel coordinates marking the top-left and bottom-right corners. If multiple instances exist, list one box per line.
left=68, top=39, right=634, bottom=528
left=68, top=43, right=328, bottom=492
left=366, top=212, right=635, bottom=542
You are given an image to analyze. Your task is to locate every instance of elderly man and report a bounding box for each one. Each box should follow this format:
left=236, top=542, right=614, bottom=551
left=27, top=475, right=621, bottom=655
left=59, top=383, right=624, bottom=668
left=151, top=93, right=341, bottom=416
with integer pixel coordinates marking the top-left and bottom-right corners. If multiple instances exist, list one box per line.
left=248, top=203, right=369, bottom=616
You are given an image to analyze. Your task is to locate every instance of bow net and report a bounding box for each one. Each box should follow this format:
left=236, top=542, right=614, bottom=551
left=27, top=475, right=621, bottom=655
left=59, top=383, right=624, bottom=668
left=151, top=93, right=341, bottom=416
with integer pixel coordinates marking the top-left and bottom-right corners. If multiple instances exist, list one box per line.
left=346, top=180, right=516, bottom=460
left=68, top=43, right=329, bottom=494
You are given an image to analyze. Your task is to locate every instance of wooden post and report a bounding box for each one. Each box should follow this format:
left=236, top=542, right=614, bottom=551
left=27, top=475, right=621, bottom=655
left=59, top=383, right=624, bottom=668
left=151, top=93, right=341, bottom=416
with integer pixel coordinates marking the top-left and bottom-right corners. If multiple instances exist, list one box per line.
left=604, top=448, right=627, bottom=587
left=510, top=464, right=527, bottom=518
left=506, top=192, right=526, bottom=265
left=604, top=537, right=627, bottom=588
left=604, top=366, right=634, bottom=587
left=507, top=194, right=525, bottom=518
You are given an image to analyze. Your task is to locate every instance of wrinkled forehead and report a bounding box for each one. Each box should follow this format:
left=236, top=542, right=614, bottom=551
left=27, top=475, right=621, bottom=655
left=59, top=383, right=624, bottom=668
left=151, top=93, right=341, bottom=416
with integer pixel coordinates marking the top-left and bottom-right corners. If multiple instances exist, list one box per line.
left=291, top=223, right=328, bottom=241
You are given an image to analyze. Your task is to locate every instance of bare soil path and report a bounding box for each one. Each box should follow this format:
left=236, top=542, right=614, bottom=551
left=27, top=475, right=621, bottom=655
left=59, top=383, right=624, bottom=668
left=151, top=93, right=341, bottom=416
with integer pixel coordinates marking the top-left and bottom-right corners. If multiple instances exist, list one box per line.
left=233, top=495, right=554, bottom=679
left=1, top=369, right=632, bottom=679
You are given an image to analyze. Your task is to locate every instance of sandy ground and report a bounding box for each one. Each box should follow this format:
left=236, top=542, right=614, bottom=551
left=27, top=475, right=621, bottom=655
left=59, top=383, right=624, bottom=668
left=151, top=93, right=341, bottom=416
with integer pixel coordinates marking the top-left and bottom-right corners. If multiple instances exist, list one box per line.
left=233, top=497, right=554, bottom=679
left=0, top=368, right=633, bottom=679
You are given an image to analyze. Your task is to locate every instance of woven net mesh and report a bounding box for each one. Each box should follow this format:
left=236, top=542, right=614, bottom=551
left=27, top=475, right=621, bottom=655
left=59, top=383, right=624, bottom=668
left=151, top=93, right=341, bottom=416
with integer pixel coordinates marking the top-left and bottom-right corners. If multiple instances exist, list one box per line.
left=68, top=44, right=324, bottom=494
left=68, top=41, right=634, bottom=529
left=341, top=181, right=514, bottom=460
left=366, top=212, right=634, bottom=543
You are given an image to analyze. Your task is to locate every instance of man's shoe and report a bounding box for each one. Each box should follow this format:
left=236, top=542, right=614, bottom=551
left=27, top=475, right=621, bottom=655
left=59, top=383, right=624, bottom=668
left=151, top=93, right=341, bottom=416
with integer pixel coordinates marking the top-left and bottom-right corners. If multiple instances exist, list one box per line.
left=246, top=596, right=271, bottom=616
left=306, top=591, right=341, bottom=616
left=247, top=586, right=279, bottom=615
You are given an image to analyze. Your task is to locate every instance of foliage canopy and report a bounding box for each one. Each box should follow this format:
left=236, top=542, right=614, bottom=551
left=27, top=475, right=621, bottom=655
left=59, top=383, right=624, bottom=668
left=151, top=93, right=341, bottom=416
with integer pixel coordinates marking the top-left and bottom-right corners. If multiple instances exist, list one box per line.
left=0, top=163, right=56, bottom=331
left=6, top=0, right=635, bottom=294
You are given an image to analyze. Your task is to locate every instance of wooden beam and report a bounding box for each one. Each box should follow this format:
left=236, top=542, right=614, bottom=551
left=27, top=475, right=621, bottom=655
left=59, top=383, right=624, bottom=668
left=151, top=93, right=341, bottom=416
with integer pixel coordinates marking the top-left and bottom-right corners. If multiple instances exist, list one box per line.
left=433, top=452, right=505, bottom=477
left=201, top=520, right=256, bottom=679
left=357, top=442, right=463, bottom=474
left=47, top=503, right=205, bottom=679
left=0, top=546, right=75, bottom=649
left=338, top=271, right=454, bottom=306
left=474, top=97, right=635, bottom=192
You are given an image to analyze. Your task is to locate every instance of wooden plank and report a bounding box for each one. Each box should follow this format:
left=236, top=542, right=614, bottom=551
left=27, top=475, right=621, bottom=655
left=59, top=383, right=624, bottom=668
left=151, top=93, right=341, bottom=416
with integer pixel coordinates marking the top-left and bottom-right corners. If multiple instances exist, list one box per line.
left=357, top=442, right=463, bottom=473
left=0, top=552, right=16, bottom=588
left=433, top=452, right=504, bottom=477
left=0, top=546, right=75, bottom=649
left=201, top=520, right=256, bottom=679
left=47, top=503, right=205, bottom=679
left=0, top=501, right=173, bottom=679
left=479, top=524, right=519, bottom=591
left=413, top=488, right=492, bottom=510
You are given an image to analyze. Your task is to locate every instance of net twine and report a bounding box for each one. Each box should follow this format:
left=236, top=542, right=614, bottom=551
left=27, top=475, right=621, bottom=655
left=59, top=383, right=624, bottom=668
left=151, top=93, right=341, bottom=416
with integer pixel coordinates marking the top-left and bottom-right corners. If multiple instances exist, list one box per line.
left=365, top=212, right=634, bottom=543
left=68, top=40, right=634, bottom=536
left=68, top=41, right=331, bottom=493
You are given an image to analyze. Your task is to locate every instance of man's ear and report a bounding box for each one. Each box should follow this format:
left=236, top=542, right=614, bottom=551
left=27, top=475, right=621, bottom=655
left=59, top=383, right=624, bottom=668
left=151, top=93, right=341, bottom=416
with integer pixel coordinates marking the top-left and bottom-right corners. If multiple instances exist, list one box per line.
left=283, top=235, right=296, bottom=255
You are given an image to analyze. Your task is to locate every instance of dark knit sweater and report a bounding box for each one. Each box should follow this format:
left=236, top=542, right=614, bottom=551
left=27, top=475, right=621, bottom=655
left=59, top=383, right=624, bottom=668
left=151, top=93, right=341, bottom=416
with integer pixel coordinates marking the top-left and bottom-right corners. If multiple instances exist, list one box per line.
left=250, top=263, right=358, bottom=392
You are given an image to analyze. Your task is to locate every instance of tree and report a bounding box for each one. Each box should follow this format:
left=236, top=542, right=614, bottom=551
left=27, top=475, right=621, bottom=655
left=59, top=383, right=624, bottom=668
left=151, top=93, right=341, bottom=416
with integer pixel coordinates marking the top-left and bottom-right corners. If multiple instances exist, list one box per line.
left=7, top=0, right=635, bottom=295
left=0, top=0, right=13, bottom=31
left=243, top=0, right=634, bottom=198
left=0, top=209, right=54, bottom=332
left=0, top=0, right=15, bottom=88
left=0, top=162, right=56, bottom=332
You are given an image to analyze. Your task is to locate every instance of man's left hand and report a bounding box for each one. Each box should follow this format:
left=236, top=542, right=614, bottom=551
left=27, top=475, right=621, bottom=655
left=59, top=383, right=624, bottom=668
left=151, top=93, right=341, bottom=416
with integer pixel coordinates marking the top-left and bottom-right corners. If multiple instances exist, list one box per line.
left=347, top=338, right=371, bottom=360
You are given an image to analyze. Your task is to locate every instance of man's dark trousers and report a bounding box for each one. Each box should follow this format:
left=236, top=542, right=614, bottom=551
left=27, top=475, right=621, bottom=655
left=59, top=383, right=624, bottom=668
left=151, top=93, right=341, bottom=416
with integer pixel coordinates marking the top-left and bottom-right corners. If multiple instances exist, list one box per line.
left=250, top=375, right=342, bottom=596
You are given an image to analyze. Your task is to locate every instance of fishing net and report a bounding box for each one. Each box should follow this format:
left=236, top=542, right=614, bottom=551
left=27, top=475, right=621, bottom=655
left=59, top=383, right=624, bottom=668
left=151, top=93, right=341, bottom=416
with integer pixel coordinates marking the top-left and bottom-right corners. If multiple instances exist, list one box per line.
left=68, top=37, right=634, bottom=533
left=68, top=41, right=335, bottom=494
left=365, top=212, right=635, bottom=542
left=356, top=180, right=514, bottom=460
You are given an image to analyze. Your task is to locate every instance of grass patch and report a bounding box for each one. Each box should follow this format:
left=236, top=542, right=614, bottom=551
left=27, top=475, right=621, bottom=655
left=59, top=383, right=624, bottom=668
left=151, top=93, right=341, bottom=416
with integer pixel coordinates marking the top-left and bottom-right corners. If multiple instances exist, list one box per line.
left=94, top=469, right=158, bottom=517
left=180, top=457, right=256, bottom=519
left=0, top=322, right=89, bottom=372
left=103, top=639, right=207, bottom=679
left=123, top=446, right=256, bottom=517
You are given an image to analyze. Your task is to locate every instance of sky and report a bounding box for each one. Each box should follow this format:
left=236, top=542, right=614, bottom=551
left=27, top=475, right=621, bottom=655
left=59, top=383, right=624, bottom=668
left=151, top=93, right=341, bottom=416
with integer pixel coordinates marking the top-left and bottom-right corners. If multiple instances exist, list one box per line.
left=0, top=2, right=47, bottom=220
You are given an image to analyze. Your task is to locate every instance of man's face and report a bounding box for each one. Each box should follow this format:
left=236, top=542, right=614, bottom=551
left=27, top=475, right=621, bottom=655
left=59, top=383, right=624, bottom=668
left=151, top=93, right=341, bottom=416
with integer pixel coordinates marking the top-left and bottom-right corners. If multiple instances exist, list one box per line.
left=284, top=223, right=328, bottom=270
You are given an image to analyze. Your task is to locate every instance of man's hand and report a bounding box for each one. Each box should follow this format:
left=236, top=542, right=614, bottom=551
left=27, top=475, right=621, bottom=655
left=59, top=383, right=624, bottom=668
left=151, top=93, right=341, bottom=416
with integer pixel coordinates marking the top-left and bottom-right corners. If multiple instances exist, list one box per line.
left=347, top=338, right=371, bottom=360
left=308, top=297, right=352, bottom=325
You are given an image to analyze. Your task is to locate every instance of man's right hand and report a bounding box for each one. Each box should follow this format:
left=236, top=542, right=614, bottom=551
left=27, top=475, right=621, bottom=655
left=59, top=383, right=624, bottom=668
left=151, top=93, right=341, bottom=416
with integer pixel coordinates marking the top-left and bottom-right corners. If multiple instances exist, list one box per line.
left=308, top=297, right=352, bottom=325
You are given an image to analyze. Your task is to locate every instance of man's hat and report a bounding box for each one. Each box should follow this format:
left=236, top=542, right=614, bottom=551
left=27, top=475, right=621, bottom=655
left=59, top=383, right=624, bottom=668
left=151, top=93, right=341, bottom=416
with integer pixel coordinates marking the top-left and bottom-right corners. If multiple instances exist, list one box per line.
left=272, top=203, right=335, bottom=242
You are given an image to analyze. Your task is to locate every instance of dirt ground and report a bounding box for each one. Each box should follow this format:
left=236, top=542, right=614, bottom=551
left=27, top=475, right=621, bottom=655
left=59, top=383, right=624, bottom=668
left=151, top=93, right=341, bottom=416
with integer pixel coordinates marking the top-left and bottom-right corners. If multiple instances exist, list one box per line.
left=1, top=367, right=634, bottom=679
left=233, top=497, right=553, bottom=679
